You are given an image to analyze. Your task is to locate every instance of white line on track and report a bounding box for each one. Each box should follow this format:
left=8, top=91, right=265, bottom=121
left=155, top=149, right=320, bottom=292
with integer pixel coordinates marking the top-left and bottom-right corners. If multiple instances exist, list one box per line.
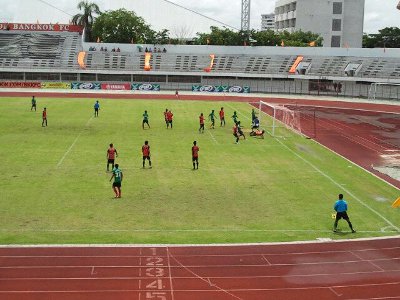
left=234, top=103, right=400, bottom=232
left=166, top=247, right=175, bottom=300
left=1, top=269, right=399, bottom=280
left=168, top=251, right=244, bottom=300
left=56, top=116, right=94, bottom=167
left=0, top=282, right=399, bottom=293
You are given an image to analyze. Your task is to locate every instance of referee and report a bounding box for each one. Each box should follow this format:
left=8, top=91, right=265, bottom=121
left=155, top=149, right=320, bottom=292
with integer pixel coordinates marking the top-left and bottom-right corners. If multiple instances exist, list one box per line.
left=333, top=194, right=356, bottom=233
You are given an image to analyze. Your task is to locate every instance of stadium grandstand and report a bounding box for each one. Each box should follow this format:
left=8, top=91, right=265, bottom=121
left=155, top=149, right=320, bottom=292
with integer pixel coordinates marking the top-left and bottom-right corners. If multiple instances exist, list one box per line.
left=1, top=21, right=400, bottom=100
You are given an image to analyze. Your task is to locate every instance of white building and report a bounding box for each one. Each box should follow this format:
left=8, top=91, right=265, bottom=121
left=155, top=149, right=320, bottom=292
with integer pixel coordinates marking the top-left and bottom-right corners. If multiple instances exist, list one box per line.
left=275, top=0, right=365, bottom=48
left=261, top=14, right=275, bottom=31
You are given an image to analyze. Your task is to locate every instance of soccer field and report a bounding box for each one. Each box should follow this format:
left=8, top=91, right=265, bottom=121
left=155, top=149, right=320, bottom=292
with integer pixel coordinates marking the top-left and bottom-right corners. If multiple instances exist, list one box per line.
left=0, top=96, right=399, bottom=244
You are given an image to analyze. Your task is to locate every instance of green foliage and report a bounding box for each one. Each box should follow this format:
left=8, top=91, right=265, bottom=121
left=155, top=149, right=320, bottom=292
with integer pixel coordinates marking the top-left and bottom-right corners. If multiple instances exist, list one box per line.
left=363, top=27, right=400, bottom=48
left=193, top=26, right=322, bottom=47
left=92, top=8, right=156, bottom=44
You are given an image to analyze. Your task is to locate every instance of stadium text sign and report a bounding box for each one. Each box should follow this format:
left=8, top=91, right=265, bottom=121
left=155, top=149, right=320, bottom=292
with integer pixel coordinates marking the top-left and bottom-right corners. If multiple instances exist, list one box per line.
left=131, top=83, right=161, bottom=91
left=192, top=85, right=250, bottom=93
left=0, top=82, right=41, bottom=88
left=41, top=82, right=71, bottom=89
left=101, top=83, right=131, bottom=90
left=0, top=23, right=83, bottom=33
left=71, top=82, right=101, bottom=90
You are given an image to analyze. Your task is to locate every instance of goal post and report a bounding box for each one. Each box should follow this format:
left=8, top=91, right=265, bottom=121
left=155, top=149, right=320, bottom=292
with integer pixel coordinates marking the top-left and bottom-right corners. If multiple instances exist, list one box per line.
left=368, top=82, right=400, bottom=101
left=258, top=100, right=316, bottom=138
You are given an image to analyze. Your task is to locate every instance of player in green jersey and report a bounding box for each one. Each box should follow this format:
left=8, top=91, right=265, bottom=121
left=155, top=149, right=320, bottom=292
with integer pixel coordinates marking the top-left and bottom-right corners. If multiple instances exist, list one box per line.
left=142, top=110, right=150, bottom=129
left=208, top=110, right=216, bottom=129
left=109, top=164, right=123, bottom=198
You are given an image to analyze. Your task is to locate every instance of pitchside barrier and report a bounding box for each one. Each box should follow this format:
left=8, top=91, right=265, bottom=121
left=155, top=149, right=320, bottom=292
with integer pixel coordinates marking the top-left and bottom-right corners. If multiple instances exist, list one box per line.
left=192, top=85, right=250, bottom=93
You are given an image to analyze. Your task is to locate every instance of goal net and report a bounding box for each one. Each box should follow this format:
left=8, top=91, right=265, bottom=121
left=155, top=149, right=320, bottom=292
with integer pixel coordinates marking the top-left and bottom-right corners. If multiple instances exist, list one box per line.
left=258, top=101, right=316, bottom=138
left=368, top=82, right=400, bottom=101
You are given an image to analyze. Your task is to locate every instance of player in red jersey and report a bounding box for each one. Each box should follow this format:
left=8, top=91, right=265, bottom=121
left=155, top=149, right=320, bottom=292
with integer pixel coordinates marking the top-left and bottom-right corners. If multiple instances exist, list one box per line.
left=219, top=107, right=225, bottom=127
left=166, top=110, right=173, bottom=129
left=199, top=113, right=205, bottom=133
left=192, top=141, right=199, bottom=169
left=106, top=143, right=118, bottom=172
left=142, top=140, right=152, bottom=168
left=233, top=124, right=240, bottom=144
left=164, top=108, right=169, bottom=128
left=41, top=107, right=47, bottom=127
left=175, top=89, right=179, bottom=98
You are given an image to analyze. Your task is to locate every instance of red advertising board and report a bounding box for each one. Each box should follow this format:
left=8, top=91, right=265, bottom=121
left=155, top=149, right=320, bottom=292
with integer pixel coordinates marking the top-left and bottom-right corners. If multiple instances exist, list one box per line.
left=101, top=83, right=131, bottom=91
left=0, top=23, right=83, bottom=33
left=0, top=82, right=41, bottom=88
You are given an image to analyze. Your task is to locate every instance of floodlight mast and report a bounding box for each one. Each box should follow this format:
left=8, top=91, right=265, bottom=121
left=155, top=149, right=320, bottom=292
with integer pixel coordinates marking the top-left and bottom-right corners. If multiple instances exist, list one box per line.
left=241, top=0, right=251, bottom=34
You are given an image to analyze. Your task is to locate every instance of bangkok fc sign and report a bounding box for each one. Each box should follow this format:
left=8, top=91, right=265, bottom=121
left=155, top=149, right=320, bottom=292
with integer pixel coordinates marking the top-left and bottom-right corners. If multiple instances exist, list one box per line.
left=0, top=23, right=83, bottom=33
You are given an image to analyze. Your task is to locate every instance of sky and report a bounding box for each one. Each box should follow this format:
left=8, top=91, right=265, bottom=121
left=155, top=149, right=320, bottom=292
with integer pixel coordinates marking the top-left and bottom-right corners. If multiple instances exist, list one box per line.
left=0, top=0, right=398, bottom=35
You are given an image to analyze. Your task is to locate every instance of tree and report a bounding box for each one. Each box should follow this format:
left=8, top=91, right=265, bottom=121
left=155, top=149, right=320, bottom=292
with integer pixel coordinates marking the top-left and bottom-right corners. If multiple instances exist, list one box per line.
left=363, top=27, right=400, bottom=48
left=72, top=1, right=101, bottom=42
left=92, top=9, right=157, bottom=44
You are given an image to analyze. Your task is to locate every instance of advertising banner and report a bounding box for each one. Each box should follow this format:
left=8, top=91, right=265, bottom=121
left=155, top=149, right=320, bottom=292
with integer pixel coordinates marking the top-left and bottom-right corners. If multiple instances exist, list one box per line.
left=0, top=81, right=41, bottom=88
left=71, top=82, right=101, bottom=90
left=101, top=83, right=131, bottom=90
left=192, top=85, right=250, bottom=93
left=131, top=83, right=161, bottom=91
left=0, top=23, right=83, bottom=33
left=41, top=82, right=71, bottom=89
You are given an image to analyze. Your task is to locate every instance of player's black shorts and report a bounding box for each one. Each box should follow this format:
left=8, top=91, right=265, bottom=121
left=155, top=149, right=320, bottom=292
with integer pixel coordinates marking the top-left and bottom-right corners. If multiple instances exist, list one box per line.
left=335, top=211, right=350, bottom=221
left=32, top=104, right=36, bottom=107
left=233, top=133, right=239, bottom=138
left=192, top=156, right=198, bottom=162
left=95, top=108, right=99, bottom=112
left=168, top=120, right=173, bottom=124
left=113, top=182, right=121, bottom=187
left=143, top=156, right=150, bottom=160
left=143, top=120, right=149, bottom=124
left=108, top=159, right=115, bottom=164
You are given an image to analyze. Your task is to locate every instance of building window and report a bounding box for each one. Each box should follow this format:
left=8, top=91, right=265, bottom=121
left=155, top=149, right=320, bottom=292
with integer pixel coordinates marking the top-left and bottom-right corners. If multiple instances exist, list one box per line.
left=333, top=2, right=343, bottom=14
left=332, top=19, right=342, bottom=31
left=331, top=35, right=341, bottom=47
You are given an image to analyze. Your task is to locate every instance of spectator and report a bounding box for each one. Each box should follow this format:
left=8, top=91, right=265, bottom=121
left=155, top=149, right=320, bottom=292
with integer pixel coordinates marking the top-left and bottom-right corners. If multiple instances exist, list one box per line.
left=163, top=48, right=167, bottom=53
left=145, top=47, right=148, bottom=52
left=117, top=47, right=120, bottom=52
left=149, top=48, right=152, bottom=52
left=333, top=82, right=338, bottom=92
left=100, top=47, right=104, bottom=51
left=338, top=82, right=343, bottom=93
left=104, top=47, right=108, bottom=52
left=112, top=48, right=115, bottom=52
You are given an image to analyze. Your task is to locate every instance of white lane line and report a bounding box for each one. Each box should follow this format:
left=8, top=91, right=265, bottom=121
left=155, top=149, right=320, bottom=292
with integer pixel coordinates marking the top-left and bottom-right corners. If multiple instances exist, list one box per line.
left=169, top=252, right=244, bottom=300
left=329, top=287, right=343, bottom=297
left=56, top=116, right=93, bottom=167
left=1, top=270, right=399, bottom=281
left=262, top=255, right=272, bottom=266
left=350, top=251, right=385, bottom=272
left=235, top=103, right=400, bottom=232
left=166, top=247, right=175, bottom=300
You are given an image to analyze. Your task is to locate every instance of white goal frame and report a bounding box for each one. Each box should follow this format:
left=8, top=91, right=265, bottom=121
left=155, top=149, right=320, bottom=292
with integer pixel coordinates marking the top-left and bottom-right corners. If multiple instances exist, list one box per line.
left=368, top=82, right=400, bottom=101
left=258, top=100, right=303, bottom=137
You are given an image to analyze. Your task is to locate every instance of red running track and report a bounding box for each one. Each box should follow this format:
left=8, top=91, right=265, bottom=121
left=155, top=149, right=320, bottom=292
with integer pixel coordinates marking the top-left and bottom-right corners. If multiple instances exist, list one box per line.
left=0, top=238, right=399, bottom=300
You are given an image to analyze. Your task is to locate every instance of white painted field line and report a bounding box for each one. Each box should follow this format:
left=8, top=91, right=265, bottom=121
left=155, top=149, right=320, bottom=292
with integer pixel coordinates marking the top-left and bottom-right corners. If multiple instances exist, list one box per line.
left=57, top=116, right=94, bottom=167
left=0, top=228, right=394, bottom=233
left=207, top=130, right=219, bottom=144
left=234, top=103, right=400, bottom=232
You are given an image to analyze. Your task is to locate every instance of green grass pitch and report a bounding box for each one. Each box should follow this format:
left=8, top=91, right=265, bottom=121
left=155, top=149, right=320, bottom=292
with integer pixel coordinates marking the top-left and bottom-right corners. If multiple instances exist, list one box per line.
left=0, top=96, right=398, bottom=244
